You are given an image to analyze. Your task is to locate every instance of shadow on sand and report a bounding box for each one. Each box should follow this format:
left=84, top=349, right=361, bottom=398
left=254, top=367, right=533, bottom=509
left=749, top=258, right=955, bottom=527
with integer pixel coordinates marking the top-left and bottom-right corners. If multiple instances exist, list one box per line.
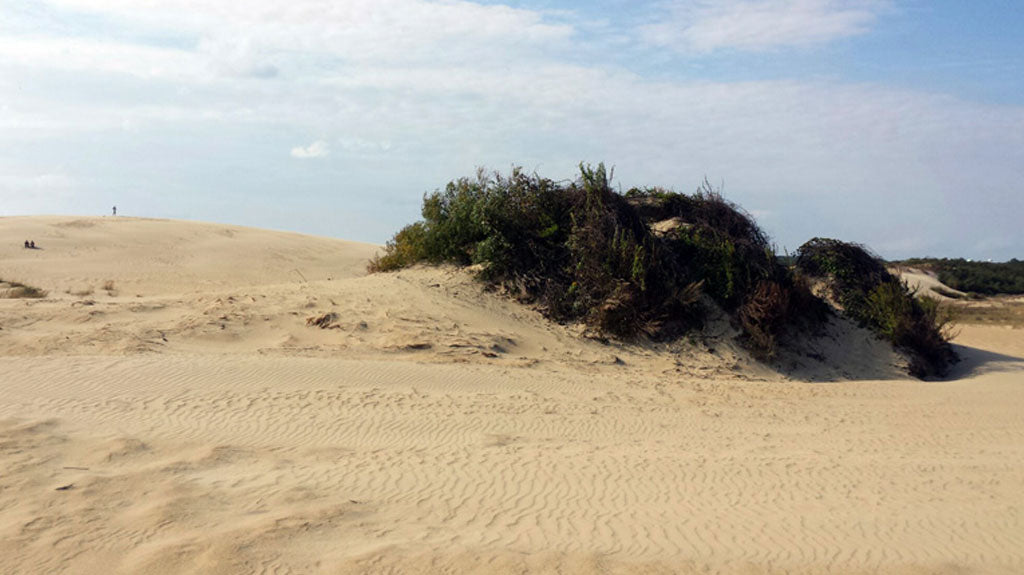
left=946, top=343, right=1024, bottom=380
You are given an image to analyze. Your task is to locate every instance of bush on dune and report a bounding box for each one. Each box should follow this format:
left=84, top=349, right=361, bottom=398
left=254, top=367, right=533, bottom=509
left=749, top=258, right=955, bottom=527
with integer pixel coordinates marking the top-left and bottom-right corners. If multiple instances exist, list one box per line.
left=796, top=238, right=957, bottom=378
left=370, top=164, right=825, bottom=360
left=794, top=238, right=891, bottom=320
left=624, top=182, right=828, bottom=354
left=372, top=167, right=959, bottom=378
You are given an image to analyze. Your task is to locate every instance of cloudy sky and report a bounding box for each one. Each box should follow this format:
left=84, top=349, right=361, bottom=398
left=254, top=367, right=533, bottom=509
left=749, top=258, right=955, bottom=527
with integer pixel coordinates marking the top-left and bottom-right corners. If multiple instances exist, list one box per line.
left=2, top=0, right=1022, bottom=259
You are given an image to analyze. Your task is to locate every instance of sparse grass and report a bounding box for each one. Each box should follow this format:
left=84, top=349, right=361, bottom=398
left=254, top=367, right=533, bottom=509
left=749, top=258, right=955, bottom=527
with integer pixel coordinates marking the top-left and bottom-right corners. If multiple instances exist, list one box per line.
left=945, top=298, right=1024, bottom=328
left=0, top=279, right=47, bottom=299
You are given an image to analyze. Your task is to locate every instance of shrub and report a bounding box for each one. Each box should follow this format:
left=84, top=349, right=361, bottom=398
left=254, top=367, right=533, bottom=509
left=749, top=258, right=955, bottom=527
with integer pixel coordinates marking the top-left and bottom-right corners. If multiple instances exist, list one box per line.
left=626, top=181, right=827, bottom=356
left=795, top=238, right=890, bottom=318
left=371, top=165, right=824, bottom=359
left=796, top=238, right=957, bottom=378
left=630, top=180, right=779, bottom=308
left=368, top=222, right=430, bottom=272
left=738, top=275, right=829, bottom=360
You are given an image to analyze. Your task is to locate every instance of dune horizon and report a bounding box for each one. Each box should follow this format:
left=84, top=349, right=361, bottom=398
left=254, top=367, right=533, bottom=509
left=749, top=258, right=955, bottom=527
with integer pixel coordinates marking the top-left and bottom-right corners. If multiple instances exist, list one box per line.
left=1, top=215, right=1023, bottom=574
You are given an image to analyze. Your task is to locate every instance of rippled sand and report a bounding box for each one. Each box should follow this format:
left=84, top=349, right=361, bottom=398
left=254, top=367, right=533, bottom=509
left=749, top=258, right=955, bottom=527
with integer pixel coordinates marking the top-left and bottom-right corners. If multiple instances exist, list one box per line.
left=2, top=216, right=1022, bottom=574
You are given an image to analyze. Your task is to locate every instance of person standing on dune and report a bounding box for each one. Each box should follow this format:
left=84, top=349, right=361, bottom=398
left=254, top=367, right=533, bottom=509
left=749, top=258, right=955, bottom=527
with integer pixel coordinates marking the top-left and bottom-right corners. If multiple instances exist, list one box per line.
left=112, top=206, right=117, bottom=216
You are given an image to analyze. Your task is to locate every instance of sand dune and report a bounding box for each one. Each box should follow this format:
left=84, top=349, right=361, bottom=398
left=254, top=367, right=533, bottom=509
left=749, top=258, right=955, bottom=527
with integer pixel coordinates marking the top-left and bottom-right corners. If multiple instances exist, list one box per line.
left=1, top=216, right=376, bottom=297
left=897, top=267, right=967, bottom=301
left=1, top=216, right=1023, bottom=574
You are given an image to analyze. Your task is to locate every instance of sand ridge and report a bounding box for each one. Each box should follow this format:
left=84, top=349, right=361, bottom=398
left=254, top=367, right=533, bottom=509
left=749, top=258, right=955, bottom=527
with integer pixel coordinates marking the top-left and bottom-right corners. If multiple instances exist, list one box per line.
left=1, top=216, right=1023, bottom=574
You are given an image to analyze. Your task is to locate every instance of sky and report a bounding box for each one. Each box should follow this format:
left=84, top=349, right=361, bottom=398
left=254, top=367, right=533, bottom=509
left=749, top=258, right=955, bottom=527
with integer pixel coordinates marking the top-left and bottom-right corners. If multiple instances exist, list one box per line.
left=1, top=0, right=1022, bottom=260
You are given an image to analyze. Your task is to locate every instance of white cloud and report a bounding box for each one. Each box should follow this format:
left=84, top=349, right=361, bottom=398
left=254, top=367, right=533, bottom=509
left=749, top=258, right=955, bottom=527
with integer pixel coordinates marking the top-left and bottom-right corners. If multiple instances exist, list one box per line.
left=338, top=136, right=392, bottom=154
left=197, top=36, right=279, bottom=79
left=0, top=0, right=1021, bottom=259
left=0, top=171, right=81, bottom=214
left=642, top=0, right=886, bottom=53
left=0, top=36, right=203, bottom=80
left=34, top=0, right=573, bottom=68
left=290, top=140, right=329, bottom=158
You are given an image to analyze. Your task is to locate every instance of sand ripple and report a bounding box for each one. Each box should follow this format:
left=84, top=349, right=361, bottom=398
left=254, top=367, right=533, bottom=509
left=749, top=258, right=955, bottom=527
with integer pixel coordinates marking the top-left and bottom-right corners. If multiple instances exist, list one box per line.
left=1, top=355, right=1022, bottom=574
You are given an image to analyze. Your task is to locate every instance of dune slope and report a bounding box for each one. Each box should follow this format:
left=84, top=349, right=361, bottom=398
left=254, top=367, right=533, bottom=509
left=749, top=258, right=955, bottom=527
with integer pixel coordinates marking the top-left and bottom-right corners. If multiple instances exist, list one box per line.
left=1, top=216, right=1023, bottom=575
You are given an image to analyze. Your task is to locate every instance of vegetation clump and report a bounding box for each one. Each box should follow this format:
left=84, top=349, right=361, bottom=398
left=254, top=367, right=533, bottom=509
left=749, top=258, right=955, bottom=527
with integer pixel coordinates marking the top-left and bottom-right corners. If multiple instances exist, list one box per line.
left=371, top=164, right=824, bottom=359
left=796, top=238, right=957, bottom=378
left=0, top=279, right=47, bottom=299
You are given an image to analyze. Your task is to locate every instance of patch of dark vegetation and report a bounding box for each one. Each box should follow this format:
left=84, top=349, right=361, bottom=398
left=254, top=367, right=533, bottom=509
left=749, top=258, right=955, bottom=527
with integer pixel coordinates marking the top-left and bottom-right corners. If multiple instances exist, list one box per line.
left=899, top=258, right=1024, bottom=295
left=797, top=238, right=957, bottom=378
left=0, top=279, right=47, bottom=299
left=371, top=164, right=826, bottom=360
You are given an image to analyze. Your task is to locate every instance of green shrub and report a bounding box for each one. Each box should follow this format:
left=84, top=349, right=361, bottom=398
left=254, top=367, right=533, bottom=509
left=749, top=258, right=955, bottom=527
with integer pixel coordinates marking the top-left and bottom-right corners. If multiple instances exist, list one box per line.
left=631, top=181, right=779, bottom=309
left=795, top=238, right=890, bottom=318
left=371, top=170, right=959, bottom=377
left=626, top=181, right=828, bottom=357
left=797, top=239, right=957, bottom=378
left=371, top=165, right=825, bottom=359
left=368, top=222, right=430, bottom=272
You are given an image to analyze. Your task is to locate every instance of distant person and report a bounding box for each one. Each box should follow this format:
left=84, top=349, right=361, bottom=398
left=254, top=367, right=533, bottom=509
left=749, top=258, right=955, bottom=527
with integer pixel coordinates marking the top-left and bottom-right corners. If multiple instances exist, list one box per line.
left=112, top=205, right=117, bottom=216
left=29, top=241, right=36, bottom=249
left=24, top=240, right=29, bottom=248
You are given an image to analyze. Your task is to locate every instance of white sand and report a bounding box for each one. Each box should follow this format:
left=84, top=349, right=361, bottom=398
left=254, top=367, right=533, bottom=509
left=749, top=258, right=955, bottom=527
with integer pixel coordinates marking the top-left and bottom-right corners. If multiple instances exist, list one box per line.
left=897, top=267, right=968, bottom=300
left=2, top=216, right=1022, bottom=574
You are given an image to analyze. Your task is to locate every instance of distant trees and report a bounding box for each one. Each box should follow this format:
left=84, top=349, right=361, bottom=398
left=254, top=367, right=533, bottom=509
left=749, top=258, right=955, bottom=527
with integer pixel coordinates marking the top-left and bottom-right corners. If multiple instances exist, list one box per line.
left=900, top=258, right=1024, bottom=296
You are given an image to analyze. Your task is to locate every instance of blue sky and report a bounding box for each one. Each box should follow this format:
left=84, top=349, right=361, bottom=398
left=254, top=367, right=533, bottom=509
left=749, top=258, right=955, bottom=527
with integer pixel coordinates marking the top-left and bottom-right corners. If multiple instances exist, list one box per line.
left=1, top=0, right=1022, bottom=260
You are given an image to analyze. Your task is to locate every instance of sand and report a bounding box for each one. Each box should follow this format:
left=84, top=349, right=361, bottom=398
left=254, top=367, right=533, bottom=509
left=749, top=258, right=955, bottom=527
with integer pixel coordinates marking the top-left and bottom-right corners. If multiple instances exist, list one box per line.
left=1, top=216, right=1022, bottom=574
left=897, top=267, right=968, bottom=301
